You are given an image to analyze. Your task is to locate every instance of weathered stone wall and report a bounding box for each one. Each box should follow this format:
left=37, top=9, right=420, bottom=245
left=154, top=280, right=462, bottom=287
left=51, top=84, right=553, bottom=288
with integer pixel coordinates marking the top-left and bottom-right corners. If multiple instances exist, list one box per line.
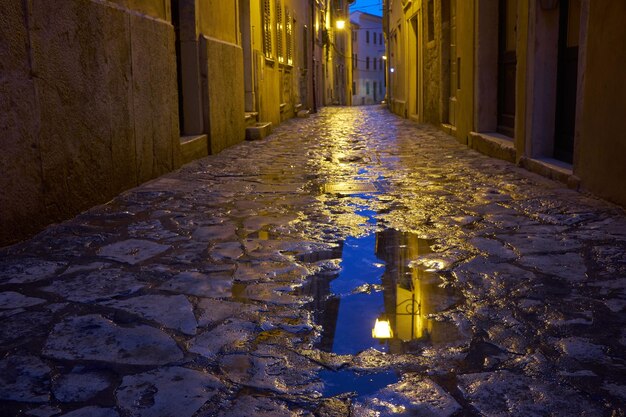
left=422, top=3, right=442, bottom=125
left=576, top=0, right=626, bottom=207
left=0, top=0, right=180, bottom=246
left=201, top=36, right=245, bottom=154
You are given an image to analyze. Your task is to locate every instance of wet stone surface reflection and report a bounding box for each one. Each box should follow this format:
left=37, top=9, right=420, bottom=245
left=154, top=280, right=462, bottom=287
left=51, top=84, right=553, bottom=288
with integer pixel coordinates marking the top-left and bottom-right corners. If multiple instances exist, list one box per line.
left=1, top=106, right=626, bottom=416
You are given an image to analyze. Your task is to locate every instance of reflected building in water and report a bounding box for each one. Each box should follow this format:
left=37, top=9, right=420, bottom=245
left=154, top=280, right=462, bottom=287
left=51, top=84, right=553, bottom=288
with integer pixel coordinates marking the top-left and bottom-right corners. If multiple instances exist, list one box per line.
left=302, top=226, right=459, bottom=355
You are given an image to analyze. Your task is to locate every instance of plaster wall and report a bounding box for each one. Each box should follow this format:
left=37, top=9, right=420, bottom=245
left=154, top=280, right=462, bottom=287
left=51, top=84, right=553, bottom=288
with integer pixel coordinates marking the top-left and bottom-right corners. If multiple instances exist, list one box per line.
left=199, top=0, right=239, bottom=45
left=474, top=0, right=498, bottom=133
left=524, top=3, right=559, bottom=159
left=119, top=0, right=171, bottom=20
left=200, top=36, right=245, bottom=154
left=576, top=0, right=626, bottom=206
left=0, top=0, right=180, bottom=246
left=453, top=0, right=475, bottom=144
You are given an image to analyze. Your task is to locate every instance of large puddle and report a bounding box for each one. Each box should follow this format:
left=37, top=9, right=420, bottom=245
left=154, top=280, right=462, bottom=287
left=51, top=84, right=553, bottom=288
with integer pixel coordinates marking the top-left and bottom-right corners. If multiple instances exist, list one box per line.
left=309, top=227, right=459, bottom=355
left=300, top=194, right=463, bottom=396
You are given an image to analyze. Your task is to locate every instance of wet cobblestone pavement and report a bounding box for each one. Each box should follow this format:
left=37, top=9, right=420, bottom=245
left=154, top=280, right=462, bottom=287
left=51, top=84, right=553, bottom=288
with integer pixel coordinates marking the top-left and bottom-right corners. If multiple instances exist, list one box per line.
left=1, top=106, right=626, bottom=416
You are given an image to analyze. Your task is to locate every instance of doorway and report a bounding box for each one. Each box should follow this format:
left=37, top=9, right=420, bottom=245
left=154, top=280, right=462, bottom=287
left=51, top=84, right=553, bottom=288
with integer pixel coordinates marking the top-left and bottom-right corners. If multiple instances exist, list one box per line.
left=554, top=0, right=580, bottom=163
left=408, top=15, right=420, bottom=119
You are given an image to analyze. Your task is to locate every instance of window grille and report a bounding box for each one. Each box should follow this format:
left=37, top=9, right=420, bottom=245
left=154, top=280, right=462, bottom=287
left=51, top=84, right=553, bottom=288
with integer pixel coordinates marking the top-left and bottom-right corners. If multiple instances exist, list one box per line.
left=286, top=8, right=293, bottom=65
left=263, top=0, right=272, bottom=58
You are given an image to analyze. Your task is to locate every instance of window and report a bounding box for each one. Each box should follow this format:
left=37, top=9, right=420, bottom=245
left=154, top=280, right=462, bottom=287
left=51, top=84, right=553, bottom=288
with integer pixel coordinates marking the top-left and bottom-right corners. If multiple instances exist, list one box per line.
left=352, top=30, right=357, bottom=42
left=373, top=32, right=377, bottom=44
left=352, top=53, right=356, bottom=69
left=366, top=82, right=370, bottom=95
left=354, top=54, right=357, bottom=69
left=276, top=0, right=284, bottom=62
left=262, top=0, right=272, bottom=58
left=353, top=81, right=356, bottom=94
left=285, top=7, right=293, bottom=65
left=366, top=56, right=370, bottom=69
left=374, top=58, right=377, bottom=70
left=366, top=30, right=370, bottom=43
left=379, top=81, right=382, bottom=94
left=374, top=81, right=377, bottom=95
left=379, top=33, right=383, bottom=44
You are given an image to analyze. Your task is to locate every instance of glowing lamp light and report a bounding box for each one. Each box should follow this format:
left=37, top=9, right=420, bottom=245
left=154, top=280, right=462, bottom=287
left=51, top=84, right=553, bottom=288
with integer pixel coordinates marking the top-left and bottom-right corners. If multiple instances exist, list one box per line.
left=382, top=55, right=387, bottom=60
left=372, top=317, right=393, bottom=339
left=390, top=68, right=395, bottom=73
left=336, top=19, right=346, bottom=30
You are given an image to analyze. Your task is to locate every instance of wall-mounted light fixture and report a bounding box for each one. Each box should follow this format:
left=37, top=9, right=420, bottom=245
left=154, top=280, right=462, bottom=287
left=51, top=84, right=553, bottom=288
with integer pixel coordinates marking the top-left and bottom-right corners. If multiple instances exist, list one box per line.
left=336, top=19, right=346, bottom=30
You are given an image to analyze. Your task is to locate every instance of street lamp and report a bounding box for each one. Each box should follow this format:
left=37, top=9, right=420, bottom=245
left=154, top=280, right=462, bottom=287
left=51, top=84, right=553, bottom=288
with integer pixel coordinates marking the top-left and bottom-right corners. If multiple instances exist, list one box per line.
left=335, top=19, right=346, bottom=30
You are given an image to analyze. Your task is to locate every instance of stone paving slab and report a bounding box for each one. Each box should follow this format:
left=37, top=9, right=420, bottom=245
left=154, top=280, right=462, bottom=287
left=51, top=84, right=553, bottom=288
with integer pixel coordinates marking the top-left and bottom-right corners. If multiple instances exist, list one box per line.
left=1, top=106, right=625, bottom=416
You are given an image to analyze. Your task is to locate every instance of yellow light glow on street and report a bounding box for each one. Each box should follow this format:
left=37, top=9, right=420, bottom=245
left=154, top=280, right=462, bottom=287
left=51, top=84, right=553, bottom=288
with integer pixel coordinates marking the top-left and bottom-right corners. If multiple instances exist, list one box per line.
left=372, top=318, right=393, bottom=339
left=336, top=20, right=346, bottom=30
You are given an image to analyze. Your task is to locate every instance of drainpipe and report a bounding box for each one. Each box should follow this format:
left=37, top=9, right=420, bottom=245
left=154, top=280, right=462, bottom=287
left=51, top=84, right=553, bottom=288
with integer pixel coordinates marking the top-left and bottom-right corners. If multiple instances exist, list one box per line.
left=311, top=0, right=318, bottom=113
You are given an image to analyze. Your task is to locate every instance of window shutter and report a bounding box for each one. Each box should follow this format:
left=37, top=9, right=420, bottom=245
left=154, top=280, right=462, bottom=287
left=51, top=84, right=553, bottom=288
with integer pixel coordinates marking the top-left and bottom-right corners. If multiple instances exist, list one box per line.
left=263, top=0, right=272, bottom=58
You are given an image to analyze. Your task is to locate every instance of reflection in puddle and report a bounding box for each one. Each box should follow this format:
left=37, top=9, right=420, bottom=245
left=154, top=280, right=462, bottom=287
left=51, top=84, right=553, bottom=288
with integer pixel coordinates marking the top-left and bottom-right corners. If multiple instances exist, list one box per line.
left=318, top=368, right=398, bottom=397
left=303, top=227, right=459, bottom=355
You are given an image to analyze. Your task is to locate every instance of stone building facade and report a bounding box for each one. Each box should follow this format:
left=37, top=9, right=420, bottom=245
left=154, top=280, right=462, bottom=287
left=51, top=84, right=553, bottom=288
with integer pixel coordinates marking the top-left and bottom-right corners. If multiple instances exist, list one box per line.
left=0, top=0, right=351, bottom=246
left=350, top=11, right=386, bottom=106
left=384, top=0, right=626, bottom=207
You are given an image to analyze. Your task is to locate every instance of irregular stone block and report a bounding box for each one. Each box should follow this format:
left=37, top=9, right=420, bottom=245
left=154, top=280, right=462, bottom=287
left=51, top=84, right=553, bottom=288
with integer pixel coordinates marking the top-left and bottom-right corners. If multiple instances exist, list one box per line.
left=160, top=271, right=232, bottom=298
left=0, top=291, right=46, bottom=309
left=0, top=355, right=50, bottom=403
left=97, top=239, right=171, bottom=265
left=100, top=294, right=198, bottom=335
left=52, top=371, right=110, bottom=402
left=43, top=314, right=183, bottom=365
left=41, top=269, right=145, bottom=303
left=116, top=367, right=223, bottom=417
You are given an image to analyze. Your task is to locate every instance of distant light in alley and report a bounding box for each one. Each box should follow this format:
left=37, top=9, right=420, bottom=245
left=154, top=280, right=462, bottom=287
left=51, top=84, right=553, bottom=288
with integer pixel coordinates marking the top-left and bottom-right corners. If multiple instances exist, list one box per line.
left=382, top=55, right=387, bottom=60
left=372, top=317, right=393, bottom=339
left=390, top=68, right=395, bottom=73
left=336, top=19, right=346, bottom=30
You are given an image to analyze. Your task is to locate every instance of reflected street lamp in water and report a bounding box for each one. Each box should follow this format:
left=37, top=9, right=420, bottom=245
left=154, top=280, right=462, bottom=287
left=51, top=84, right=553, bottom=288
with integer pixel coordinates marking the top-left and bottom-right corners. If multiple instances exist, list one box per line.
left=372, top=294, right=421, bottom=341
left=372, top=315, right=393, bottom=339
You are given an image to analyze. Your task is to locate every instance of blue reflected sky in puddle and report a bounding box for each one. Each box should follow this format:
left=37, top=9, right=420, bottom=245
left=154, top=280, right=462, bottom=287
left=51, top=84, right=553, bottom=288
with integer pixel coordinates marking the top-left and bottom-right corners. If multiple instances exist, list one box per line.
left=328, top=202, right=390, bottom=354
left=318, top=368, right=398, bottom=398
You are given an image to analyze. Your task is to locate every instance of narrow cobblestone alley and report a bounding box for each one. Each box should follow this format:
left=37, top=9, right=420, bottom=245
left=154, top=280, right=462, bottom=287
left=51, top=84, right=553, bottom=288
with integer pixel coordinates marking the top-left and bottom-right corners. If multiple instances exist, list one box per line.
left=1, top=106, right=625, bottom=416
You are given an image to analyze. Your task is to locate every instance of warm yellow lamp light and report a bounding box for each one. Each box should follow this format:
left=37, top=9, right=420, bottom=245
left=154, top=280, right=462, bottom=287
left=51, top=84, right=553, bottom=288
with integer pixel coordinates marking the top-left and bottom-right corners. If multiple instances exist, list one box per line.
left=372, top=318, right=393, bottom=339
left=382, top=55, right=387, bottom=60
left=336, top=20, right=346, bottom=30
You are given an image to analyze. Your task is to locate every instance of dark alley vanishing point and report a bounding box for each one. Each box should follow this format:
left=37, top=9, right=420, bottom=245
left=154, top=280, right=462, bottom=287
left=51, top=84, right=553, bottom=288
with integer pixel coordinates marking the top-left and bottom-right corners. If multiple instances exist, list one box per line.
left=1, top=107, right=625, bottom=416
